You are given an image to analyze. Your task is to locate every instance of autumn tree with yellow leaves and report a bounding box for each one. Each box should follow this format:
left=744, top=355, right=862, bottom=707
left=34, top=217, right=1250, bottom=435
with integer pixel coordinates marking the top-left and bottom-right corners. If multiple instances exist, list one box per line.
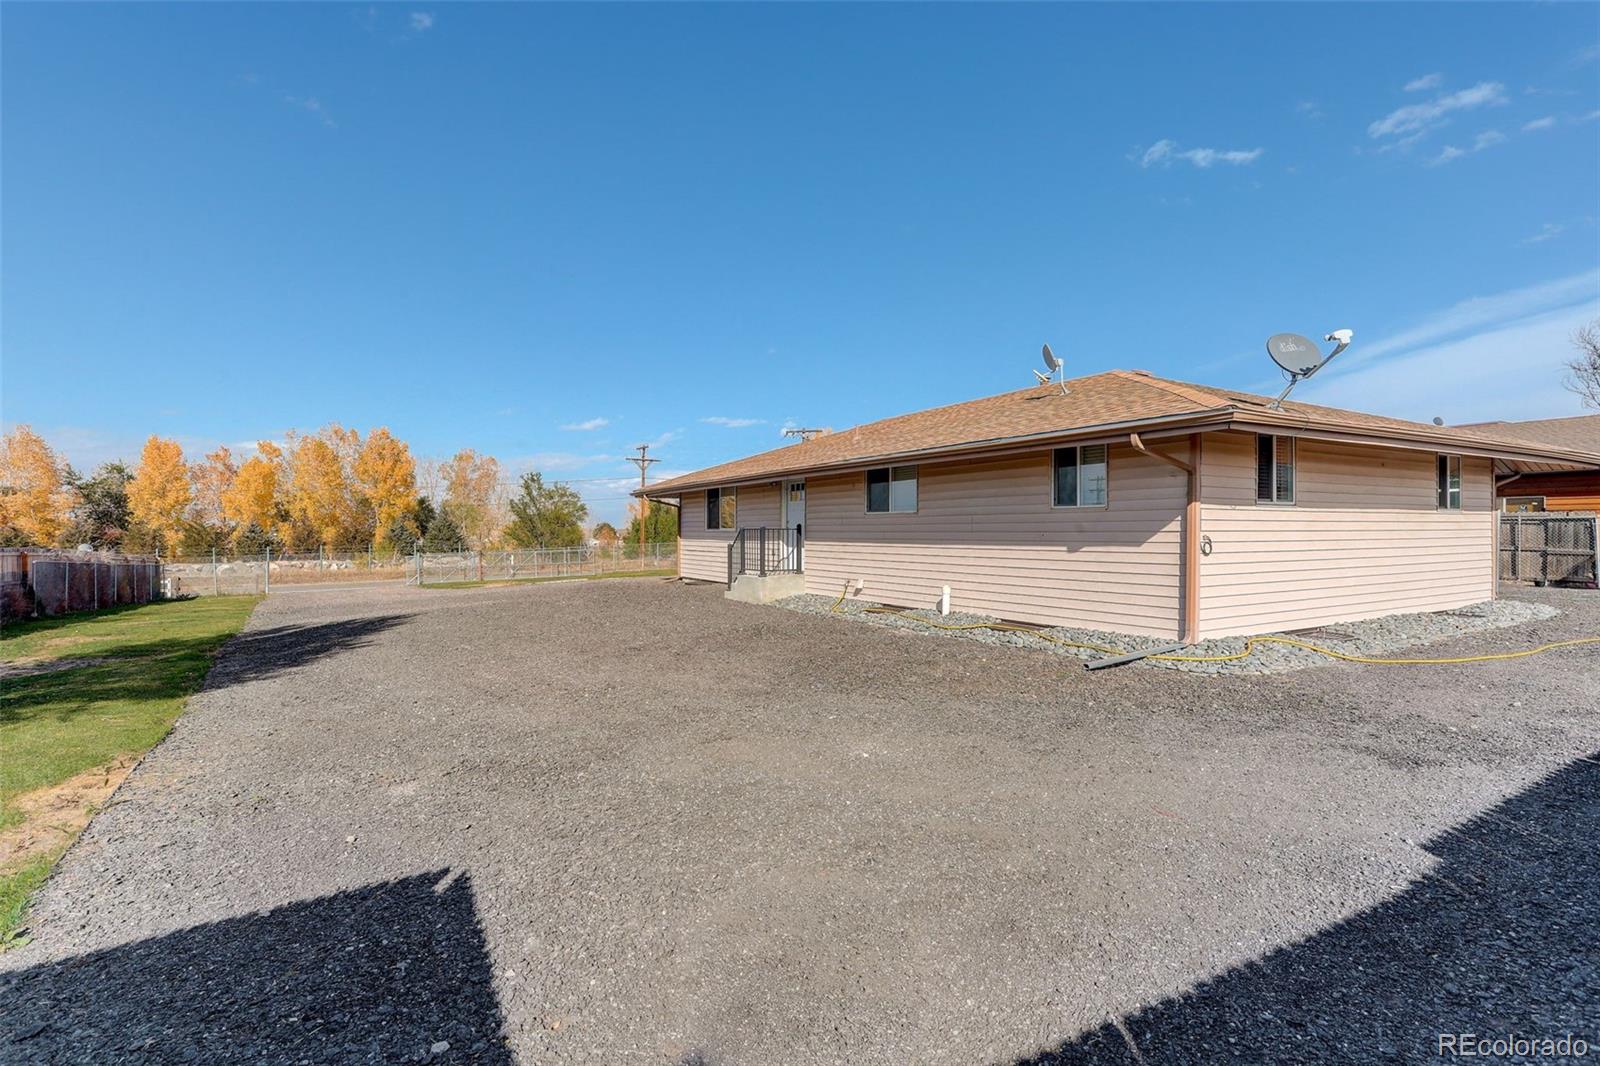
left=127, top=436, right=192, bottom=555
left=222, top=441, right=288, bottom=547
left=354, top=428, right=417, bottom=549
left=0, top=425, right=79, bottom=547
left=441, top=448, right=502, bottom=549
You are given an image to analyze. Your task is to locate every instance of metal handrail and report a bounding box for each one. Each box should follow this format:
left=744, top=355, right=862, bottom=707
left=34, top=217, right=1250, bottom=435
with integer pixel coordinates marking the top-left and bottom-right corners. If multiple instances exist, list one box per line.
left=727, top=526, right=803, bottom=583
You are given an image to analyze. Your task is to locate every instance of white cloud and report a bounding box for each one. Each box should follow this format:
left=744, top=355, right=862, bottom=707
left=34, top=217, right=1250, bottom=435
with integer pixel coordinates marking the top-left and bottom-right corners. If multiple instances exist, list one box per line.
left=1298, top=297, right=1600, bottom=423
left=1367, top=81, right=1506, bottom=139
left=700, top=416, right=765, bottom=428
left=1520, top=223, right=1567, bottom=245
left=409, top=11, right=434, bottom=32
left=282, top=94, right=336, bottom=128
left=1310, top=269, right=1600, bottom=378
left=561, top=417, right=609, bottom=431
left=1427, top=145, right=1466, bottom=166
left=1522, top=115, right=1557, bottom=132
left=1404, top=73, right=1444, bottom=93
left=1296, top=100, right=1324, bottom=119
left=1473, top=129, right=1506, bottom=151
left=1139, top=139, right=1263, bottom=169
left=647, top=429, right=680, bottom=449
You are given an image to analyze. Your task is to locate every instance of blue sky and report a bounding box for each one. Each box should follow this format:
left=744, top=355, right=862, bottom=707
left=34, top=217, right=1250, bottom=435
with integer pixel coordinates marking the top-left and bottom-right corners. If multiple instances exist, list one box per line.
left=4, top=3, right=1598, bottom=523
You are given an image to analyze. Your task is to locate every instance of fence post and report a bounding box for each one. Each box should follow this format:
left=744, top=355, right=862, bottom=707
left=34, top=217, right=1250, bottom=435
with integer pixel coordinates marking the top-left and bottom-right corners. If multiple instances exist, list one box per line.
left=212, top=547, right=219, bottom=597
left=264, top=547, right=271, bottom=594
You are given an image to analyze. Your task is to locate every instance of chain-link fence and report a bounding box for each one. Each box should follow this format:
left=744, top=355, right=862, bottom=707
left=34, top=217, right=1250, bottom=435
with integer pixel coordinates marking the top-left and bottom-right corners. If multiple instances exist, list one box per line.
left=1, top=547, right=163, bottom=620
left=414, top=543, right=676, bottom=585
left=163, top=549, right=414, bottom=597
left=1500, top=513, right=1599, bottom=588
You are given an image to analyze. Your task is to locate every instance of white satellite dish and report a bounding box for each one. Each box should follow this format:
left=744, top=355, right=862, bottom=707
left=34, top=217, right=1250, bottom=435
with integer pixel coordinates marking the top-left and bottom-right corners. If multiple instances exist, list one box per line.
left=1042, top=344, right=1062, bottom=372
left=1266, top=328, right=1353, bottom=409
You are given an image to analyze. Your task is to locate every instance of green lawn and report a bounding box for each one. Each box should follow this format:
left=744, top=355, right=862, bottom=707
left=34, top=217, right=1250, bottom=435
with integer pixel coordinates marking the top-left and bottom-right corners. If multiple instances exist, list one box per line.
left=0, top=596, right=258, bottom=945
left=425, top=568, right=675, bottom=590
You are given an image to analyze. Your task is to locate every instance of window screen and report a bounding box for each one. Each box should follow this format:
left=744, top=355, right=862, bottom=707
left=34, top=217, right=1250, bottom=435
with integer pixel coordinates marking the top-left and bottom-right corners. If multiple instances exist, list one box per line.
left=866, top=466, right=917, bottom=512
left=1054, top=445, right=1109, bottom=507
left=706, top=489, right=720, bottom=529
left=1437, top=455, right=1462, bottom=510
left=1256, top=434, right=1295, bottom=503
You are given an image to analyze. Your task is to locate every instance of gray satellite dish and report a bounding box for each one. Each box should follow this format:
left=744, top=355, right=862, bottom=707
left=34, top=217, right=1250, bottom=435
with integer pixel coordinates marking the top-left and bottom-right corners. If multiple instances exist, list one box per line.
left=1042, top=344, right=1062, bottom=372
left=1266, top=333, right=1325, bottom=377
left=1432, top=416, right=1444, bottom=426
left=1264, top=327, right=1353, bottom=409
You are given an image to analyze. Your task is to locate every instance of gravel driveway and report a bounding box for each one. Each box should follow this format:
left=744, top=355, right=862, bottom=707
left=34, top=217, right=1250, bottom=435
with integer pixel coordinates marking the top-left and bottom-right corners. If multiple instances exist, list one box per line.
left=3, top=579, right=1597, bottom=1064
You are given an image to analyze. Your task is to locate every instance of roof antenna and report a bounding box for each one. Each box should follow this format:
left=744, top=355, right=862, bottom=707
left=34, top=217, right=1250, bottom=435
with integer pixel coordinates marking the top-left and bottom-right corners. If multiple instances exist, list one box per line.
left=1040, top=344, right=1069, bottom=395
left=1265, top=329, right=1352, bottom=409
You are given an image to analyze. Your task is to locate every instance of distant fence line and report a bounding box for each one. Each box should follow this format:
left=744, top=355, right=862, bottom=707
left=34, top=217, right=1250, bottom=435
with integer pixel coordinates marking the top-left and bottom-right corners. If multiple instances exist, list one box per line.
left=159, top=542, right=678, bottom=596
left=1, top=547, right=163, bottom=620
left=414, top=543, right=677, bottom=585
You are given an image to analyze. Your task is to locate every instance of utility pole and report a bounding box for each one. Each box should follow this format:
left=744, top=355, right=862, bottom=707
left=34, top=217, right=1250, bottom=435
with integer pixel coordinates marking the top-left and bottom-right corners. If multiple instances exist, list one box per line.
left=626, top=444, right=660, bottom=555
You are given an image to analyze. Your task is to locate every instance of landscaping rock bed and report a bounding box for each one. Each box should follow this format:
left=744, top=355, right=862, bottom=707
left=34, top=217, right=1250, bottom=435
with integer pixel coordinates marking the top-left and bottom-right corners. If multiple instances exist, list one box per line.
left=776, top=593, right=1560, bottom=675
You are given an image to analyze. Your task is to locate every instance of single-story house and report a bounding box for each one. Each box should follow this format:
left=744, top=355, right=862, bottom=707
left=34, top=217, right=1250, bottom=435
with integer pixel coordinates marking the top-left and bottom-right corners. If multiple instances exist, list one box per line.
left=638, top=370, right=1600, bottom=641
left=1455, top=414, right=1600, bottom=513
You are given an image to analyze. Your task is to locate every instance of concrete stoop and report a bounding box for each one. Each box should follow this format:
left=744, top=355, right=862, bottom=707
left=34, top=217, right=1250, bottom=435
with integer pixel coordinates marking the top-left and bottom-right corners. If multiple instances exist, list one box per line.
left=726, top=572, right=807, bottom=604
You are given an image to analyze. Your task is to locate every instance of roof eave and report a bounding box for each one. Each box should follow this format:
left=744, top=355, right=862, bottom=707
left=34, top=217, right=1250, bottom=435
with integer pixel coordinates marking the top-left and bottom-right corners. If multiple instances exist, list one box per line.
left=637, top=408, right=1234, bottom=497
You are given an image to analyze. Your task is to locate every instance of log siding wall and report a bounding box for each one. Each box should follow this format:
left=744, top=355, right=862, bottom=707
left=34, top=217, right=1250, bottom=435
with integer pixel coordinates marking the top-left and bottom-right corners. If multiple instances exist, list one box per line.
left=1197, top=431, right=1495, bottom=637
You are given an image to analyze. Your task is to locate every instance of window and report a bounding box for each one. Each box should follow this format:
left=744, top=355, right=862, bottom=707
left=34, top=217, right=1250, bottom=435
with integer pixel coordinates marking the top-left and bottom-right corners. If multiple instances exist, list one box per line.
left=1437, top=454, right=1462, bottom=510
left=1503, top=496, right=1546, bottom=513
left=1255, top=434, right=1295, bottom=503
left=1053, top=445, right=1109, bottom=507
left=706, top=487, right=737, bottom=529
left=866, top=465, right=918, bottom=513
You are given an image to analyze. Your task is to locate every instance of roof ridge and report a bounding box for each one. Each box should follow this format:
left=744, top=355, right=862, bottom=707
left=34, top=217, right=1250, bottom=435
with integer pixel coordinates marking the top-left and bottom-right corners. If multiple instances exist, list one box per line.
left=1107, top=369, right=1230, bottom=410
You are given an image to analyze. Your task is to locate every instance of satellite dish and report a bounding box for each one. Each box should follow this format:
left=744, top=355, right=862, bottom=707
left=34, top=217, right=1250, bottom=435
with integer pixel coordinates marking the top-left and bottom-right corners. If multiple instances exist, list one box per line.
left=1266, top=333, right=1325, bottom=377
left=1432, top=416, right=1444, bottom=426
left=1042, top=344, right=1062, bottom=372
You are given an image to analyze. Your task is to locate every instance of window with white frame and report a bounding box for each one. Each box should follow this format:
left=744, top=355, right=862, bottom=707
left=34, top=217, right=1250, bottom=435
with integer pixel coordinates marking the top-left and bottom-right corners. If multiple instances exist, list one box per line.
left=866, top=465, right=918, bottom=513
left=1053, top=445, right=1109, bottom=507
left=1255, top=434, right=1295, bottom=503
left=1437, top=454, right=1462, bottom=510
left=706, top=487, right=737, bottom=529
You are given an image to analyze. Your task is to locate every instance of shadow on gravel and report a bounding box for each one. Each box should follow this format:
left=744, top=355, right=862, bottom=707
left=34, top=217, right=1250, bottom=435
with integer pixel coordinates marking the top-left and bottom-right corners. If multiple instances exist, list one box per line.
left=0, top=869, right=510, bottom=1064
left=0, top=616, right=413, bottom=725
left=1019, top=753, right=1600, bottom=1064
left=202, top=614, right=413, bottom=689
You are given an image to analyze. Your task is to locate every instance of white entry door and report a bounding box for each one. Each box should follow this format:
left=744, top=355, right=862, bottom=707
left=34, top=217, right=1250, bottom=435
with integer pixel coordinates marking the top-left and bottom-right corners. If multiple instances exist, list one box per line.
left=782, top=480, right=805, bottom=568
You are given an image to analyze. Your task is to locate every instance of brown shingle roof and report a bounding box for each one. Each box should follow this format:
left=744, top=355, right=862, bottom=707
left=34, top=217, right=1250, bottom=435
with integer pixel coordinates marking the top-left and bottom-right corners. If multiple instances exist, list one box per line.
left=1454, top=414, right=1600, bottom=452
left=642, top=370, right=1600, bottom=496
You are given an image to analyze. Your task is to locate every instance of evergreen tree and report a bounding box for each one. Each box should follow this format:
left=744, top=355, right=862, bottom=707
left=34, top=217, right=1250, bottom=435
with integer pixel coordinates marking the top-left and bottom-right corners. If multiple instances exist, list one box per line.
left=420, top=509, right=466, bottom=552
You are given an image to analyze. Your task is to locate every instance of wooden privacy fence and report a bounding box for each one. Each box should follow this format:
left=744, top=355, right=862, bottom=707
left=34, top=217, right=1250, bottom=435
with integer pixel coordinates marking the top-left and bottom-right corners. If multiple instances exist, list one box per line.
left=1499, top=513, right=1599, bottom=588
left=0, top=548, right=163, bottom=620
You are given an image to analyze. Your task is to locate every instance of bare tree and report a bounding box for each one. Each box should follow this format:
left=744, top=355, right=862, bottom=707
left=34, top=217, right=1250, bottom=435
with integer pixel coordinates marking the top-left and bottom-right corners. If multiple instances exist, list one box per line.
left=1567, top=319, right=1600, bottom=409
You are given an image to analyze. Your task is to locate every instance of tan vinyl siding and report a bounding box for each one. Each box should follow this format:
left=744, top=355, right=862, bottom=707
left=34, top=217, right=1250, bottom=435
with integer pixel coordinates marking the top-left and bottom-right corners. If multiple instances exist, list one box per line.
left=678, top=484, right=781, bottom=583
left=800, top=443, right=1188, bottom=637
left=1198, top=431, right=1494, bottom=637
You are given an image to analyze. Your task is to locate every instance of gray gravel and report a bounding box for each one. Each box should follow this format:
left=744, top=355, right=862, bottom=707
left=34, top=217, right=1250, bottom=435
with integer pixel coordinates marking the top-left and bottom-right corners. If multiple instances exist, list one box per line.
left=777, top=594, right=1561, bottom=675
left=2, top=579, right=1597, bottom=1064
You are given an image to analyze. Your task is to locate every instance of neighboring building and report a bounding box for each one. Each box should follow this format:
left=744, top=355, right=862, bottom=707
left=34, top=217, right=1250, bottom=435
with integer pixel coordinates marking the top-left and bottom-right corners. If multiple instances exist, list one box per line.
left=1455, top=414, right=1600, bottom=513
left=639, top=371, right=1600, bottom=641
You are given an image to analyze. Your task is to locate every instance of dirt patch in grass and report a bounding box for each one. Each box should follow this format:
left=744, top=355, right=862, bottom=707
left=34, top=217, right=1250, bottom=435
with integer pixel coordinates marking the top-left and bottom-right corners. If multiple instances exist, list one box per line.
left=0, top=755, right=136, bottom=874
left=0, top=656, right=114, bottom=680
